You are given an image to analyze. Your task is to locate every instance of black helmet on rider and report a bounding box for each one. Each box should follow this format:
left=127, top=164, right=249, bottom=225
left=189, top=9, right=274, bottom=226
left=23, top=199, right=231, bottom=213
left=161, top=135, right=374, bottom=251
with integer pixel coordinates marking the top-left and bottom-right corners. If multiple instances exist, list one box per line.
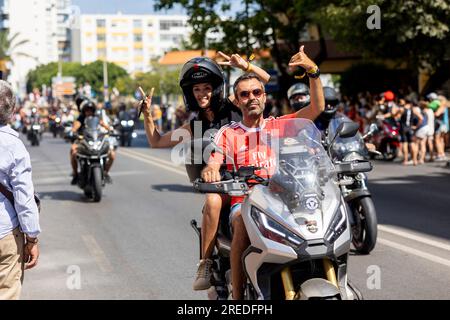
left=179, top=57, right=225, bottom=112
left=80, top=100, right=96, bottom=115
left=319, top=86, right=339, bottom=122
left=287, top=83, right=310, bottom=111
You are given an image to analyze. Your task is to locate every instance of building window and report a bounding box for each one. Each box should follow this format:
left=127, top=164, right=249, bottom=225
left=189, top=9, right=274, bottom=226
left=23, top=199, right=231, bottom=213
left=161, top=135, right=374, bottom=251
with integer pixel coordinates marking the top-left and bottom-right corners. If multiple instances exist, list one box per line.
left=133, top=19, right=142, bottom=28
left=134, top=48, right=144, bottom=55
left=134, top=34, right=142, bottom=42
left=96, top=19, right=106, bottom=28
left=97, top=34, right=106, bottom=42
left=98, top=48, right=106, bottom=57
left=160, top=34, right=183, bottom=43
left=159, top=20, right=183, bottom=31
left=147, top=20, right=153, bottom=27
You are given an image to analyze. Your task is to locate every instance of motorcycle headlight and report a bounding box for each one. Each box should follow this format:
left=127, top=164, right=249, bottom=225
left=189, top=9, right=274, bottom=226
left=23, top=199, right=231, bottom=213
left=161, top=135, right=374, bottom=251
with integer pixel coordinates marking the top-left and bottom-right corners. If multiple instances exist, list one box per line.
left=93, top=141, right=103, bottom=150
left=132, top=132, right=138, bottom=138
left=32, top=125, right=41, bottom=130
left=343, top=152, right=364, bottom=162
left=324, top=204, right=347, bottom=245
left=88, top=140, right=102, bottom=150
left=251, top=206, right=304, bottom=249
left=55, top=118, right=61, bottom=123
left=127, top=120, right=134, bottom=126
left=121, top=120, right=127, bottom=126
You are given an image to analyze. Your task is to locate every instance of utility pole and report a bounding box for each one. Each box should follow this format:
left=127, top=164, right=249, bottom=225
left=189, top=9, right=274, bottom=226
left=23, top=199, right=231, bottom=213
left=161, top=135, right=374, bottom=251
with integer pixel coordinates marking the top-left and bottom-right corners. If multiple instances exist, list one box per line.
left=58, top=58, right=62, bottom=78
left=103, top=59, right=109, bottom=103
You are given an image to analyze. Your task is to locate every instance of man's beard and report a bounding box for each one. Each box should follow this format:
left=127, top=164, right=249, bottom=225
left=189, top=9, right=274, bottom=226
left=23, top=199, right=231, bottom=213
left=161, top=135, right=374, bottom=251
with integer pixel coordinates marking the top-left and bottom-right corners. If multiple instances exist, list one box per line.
left=245, top=99, right=264, bottom=118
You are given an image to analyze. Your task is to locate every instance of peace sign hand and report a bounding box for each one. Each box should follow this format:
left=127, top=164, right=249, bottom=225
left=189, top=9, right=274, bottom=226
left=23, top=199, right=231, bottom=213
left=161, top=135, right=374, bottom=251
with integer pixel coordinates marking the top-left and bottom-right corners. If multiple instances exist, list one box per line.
left=217, top=51, right=249, bottom=71
left=288, top=45, right=316, bottom=72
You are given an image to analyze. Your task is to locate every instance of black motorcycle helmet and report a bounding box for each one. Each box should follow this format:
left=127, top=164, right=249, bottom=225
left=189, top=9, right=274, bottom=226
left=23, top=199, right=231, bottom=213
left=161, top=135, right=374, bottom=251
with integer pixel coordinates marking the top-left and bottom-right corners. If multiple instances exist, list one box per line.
left=75, top=95, right=88, bottom=112
left=318, top=86, right=340, bottom=123
left=79, top=100, right=96, bottom=115
left=179, top=57, right=225, bottom=112
left=287, top=83, right=310, bottom=111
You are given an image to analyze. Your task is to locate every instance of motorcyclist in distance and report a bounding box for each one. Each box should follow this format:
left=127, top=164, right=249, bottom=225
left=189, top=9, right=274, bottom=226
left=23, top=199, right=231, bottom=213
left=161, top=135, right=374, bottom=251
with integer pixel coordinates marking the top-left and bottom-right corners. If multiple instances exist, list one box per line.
left=70, top=98, right=115, bottom=185
left=287, top=82, right=311, bottom=113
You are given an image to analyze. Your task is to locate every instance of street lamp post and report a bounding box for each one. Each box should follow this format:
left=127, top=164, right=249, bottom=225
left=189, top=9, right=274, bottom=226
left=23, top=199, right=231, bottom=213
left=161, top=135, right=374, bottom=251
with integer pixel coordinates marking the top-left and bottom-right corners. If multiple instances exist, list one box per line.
left=103, top=59, right=109, bottom=103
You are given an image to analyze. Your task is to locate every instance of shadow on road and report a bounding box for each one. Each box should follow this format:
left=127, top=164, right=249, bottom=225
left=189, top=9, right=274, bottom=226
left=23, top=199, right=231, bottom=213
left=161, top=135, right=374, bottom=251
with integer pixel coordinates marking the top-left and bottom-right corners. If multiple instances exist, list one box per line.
left=151, top=184, right=194, bottom=193
left=38, top=191, right=87, bottom=203
left=369, top=170, right=450, bottom=241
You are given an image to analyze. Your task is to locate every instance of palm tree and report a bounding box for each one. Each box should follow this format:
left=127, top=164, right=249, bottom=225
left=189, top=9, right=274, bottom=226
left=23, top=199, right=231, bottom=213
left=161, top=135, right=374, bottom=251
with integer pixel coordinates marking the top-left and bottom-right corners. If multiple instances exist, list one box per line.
left=0, top=30, right=35, bottom=79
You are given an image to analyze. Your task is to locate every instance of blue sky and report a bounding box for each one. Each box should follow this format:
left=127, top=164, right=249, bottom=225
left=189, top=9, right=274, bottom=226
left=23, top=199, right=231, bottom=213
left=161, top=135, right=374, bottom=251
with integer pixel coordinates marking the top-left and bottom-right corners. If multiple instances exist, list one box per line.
left=72, top=0, right=243, bottom=15
left=71, top=0, right=185, bottom=15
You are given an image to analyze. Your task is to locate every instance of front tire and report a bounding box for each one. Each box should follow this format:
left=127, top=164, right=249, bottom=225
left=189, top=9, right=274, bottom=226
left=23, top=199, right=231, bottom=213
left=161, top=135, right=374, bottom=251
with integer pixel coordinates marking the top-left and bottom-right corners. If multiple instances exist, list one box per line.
left=92, top=166, right=103, bottom=202
left=350, top=197, right=377, bottom=254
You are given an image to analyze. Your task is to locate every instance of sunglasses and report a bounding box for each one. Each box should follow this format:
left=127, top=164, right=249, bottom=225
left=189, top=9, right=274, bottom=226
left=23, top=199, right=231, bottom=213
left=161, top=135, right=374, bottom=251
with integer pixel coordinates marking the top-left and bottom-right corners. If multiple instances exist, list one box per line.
left=238, top=88, right=264, bottom=99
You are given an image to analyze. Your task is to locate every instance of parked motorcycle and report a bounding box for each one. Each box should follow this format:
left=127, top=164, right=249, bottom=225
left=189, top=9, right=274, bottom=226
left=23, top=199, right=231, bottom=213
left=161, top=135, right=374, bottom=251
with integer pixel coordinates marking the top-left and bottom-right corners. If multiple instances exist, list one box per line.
left=190, top=118, right=368, bottom=300
left=369, top=118, right=400, bottom=161
left=75, top=116, right=111, bottom=202
left=328, top=116, right=379, bottom=254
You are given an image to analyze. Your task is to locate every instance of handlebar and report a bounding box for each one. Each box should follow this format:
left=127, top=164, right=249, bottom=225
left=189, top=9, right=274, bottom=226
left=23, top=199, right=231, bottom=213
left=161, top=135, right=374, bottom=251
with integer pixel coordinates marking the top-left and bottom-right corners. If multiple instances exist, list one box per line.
left=193, top=179, right=249, bottom=196
left=334, top=160, right=372, bottom=175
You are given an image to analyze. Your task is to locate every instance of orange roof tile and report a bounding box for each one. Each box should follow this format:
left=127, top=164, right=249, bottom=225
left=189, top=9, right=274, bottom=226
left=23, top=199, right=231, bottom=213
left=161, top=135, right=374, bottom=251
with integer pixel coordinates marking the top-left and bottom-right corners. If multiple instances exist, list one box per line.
left=159, top=50, right=217, bottom=65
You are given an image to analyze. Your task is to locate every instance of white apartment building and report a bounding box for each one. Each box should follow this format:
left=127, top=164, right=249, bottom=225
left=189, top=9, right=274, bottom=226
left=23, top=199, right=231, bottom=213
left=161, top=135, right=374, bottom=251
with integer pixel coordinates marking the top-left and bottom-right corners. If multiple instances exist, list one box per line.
left=0, top=0, right=9, bottom=30
left=3, top=0, right=73, bottom=95
left=56, top=0, right=74, bottom=62
left=79, top=13, right=190, bottom=74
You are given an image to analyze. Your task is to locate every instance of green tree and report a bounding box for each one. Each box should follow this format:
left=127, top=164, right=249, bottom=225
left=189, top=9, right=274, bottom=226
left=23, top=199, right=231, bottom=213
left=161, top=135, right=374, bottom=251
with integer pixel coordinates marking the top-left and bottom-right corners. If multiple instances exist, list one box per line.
left=315, top=0, right=450, bottom=75
left=155, top=0, right=450, bottom=94
left=0, top=30, right=34, bottom=78
left=154, top=0, right=319, bottom=95
left=26, top=60, right=131, bottom=99
left=26, top=62, right=83, bottom=92
left=79, top=61, right=129, bottom=98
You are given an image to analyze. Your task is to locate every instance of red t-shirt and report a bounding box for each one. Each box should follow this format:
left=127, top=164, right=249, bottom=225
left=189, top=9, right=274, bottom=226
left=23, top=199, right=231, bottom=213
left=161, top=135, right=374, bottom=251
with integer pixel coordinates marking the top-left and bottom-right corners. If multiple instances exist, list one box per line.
left=210, top=114, right=295, bottom=205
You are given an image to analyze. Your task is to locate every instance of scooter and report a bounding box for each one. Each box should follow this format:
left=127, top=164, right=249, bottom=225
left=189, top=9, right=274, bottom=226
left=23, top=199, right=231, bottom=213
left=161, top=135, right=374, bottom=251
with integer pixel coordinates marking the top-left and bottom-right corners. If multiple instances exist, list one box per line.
left=190, top=118, right=368, bottom=300
left=369, top=118, right=400, bottom=161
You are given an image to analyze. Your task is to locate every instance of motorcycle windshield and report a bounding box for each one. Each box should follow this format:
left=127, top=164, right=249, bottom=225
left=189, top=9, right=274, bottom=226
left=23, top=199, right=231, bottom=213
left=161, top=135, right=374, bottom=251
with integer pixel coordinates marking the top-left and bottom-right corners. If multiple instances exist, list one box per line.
left=260, top=118, right=334, bottom=215
left=328, top=115, right=366, bottom=160
left=83, top=116, right=101, bottom=140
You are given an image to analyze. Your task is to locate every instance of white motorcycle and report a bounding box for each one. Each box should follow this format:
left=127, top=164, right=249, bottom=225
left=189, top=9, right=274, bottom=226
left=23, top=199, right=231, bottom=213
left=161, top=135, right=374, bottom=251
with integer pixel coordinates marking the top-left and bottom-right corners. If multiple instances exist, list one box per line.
left=191, top=118, right=369, bottom=300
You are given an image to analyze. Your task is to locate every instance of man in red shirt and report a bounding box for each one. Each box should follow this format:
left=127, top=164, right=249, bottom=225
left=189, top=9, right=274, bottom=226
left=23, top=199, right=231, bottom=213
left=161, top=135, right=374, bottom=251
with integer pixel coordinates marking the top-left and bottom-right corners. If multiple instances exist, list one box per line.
left=201, top=46, right=325, bottom=299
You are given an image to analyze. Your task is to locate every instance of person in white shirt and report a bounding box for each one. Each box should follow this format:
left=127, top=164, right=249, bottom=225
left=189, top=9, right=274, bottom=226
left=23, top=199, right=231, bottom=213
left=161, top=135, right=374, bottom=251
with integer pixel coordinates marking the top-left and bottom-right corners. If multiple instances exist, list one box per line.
left=0, top=80, right=41, bottom=300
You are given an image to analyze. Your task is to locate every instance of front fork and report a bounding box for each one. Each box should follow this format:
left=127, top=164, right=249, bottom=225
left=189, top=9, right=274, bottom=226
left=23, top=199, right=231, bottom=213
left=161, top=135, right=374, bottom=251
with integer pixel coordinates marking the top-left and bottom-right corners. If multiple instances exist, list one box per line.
left=281, top=259, right=339, bottom=300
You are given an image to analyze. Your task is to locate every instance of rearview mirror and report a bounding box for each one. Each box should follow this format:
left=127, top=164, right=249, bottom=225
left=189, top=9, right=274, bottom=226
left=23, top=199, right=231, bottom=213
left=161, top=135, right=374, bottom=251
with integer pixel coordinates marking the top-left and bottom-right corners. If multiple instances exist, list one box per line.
left=337, top=121, right=360, bottom=138
left=363, top=123, right=378, bottom=139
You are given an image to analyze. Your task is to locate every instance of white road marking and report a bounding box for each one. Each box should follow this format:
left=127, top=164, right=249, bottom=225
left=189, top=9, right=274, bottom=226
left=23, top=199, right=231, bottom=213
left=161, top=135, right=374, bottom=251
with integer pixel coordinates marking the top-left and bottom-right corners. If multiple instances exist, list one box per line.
left=81, top=235, right=114, bottom=273
left=118, top=149, right=186, bottom=177
left=119, top=148, right=183, bottom=168
left=370, top=180, right=416, bottom=185
left=378, top=238, right=450, bottom=268
left=379, top=225, right=450, bottom=252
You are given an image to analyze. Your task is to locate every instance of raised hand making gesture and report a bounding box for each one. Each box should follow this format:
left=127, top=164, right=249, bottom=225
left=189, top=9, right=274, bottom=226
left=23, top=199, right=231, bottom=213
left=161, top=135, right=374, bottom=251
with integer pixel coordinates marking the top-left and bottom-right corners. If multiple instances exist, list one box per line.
left=216, top=51, right=270, bottom=83
left=217, top=51, right=250, bottom=71
left=289, top=45, right=319, bottom=75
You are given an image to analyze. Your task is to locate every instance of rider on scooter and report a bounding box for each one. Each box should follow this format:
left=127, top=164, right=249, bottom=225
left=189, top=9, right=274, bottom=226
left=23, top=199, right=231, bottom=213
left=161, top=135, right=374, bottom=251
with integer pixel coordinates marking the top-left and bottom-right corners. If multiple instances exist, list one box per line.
left=201, top=46, right=325, bottom=299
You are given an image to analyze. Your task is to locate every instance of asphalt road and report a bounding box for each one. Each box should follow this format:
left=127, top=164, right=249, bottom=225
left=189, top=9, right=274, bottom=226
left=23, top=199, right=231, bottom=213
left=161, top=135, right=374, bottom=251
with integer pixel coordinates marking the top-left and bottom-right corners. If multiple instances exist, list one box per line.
left=20, top=131, right=450, bottom=300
